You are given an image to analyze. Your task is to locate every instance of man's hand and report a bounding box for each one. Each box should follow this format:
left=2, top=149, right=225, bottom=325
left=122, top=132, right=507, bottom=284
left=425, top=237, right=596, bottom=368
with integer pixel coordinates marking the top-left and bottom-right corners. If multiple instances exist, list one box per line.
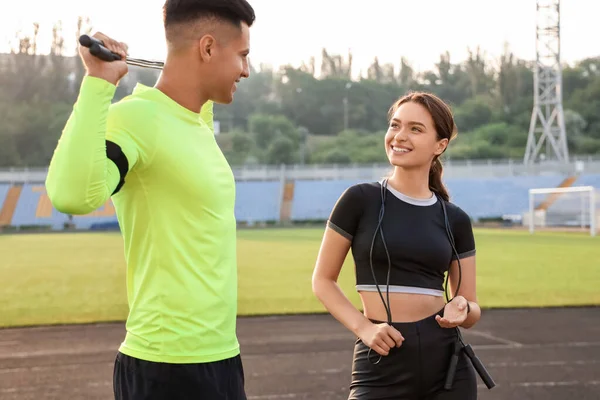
left=436, top=296, right=469, bottom=328
left=79, top=32, right=129, bottom=86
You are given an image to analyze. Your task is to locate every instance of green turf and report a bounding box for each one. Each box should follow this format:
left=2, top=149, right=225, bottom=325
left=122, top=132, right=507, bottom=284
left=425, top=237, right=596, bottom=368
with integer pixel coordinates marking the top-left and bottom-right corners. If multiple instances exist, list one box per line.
left=0, top=228, right=598, bottom=328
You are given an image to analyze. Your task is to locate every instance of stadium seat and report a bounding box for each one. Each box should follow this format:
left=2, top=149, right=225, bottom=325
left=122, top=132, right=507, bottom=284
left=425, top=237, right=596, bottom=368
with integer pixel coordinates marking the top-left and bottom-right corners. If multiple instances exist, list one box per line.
left=446, top=175, right=568, bottom=219
left=235, top=181, right=282, bottom=223
left=0, top=184, right=9, bottom=202
left=291, top=179, right=368, bottom=221
left=575, top=173, right=600, bottom=188
left=2, top=173, right=598, bottom=229
left=0, top=184, right=11, bottom=226
left=9, top=184, right=66, bottom=229
left=290, top=175, right=574, bottom=222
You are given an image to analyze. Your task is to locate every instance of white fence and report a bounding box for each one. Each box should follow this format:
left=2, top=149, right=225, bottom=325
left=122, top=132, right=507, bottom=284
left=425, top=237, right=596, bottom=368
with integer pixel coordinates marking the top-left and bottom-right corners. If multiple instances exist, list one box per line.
left=2, top=156, right=600, bottom=183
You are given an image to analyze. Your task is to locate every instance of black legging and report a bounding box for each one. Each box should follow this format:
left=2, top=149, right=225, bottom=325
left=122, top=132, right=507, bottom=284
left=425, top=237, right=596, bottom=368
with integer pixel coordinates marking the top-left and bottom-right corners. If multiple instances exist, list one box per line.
left=348, top=309, right=477, bottom=400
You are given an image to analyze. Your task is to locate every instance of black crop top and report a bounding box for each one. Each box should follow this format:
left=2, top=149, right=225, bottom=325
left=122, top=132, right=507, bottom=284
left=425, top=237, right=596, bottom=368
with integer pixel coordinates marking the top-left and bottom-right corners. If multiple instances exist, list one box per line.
left=327, top=181, right=476, bottom=294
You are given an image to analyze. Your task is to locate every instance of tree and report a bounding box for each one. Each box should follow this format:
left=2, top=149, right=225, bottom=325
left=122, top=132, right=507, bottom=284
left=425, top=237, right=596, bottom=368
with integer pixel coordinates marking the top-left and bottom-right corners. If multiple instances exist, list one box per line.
left=398, top=57, right=415, bottom=87
left=249, top=114, right=299, bottom=148
left=266, top=136, right=297, bottom=165
left=230, top=129, right=255, bottom=164
left=2, top=22, right=600, bottom=168
left=367, top=57, right=383, bottom=83
left=454, top=96, right=494, bottom=132
left=319, top=48, right=352, bottom=79
left=464, top=46, right=495, bottom=97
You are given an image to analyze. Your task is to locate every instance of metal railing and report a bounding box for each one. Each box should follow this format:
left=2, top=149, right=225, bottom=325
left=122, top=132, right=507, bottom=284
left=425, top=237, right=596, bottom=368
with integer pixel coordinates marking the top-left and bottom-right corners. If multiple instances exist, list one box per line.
left=2, top=156, right=600, bottom=183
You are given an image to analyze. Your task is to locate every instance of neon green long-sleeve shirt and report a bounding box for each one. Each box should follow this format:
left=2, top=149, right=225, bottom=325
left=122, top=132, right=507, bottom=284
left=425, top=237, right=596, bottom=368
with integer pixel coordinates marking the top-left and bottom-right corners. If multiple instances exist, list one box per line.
left=46, top=76, right=240, bottom=364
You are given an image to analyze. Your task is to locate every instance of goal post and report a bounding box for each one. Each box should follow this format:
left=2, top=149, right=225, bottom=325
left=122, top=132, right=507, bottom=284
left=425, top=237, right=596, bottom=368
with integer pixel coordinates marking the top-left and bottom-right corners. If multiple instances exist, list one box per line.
left=525, top=186, right=598, bottom=237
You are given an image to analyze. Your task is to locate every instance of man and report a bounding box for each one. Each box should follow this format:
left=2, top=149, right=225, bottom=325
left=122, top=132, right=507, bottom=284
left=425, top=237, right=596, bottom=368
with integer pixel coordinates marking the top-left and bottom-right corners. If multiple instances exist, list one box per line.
left=45, top=0, right=255, bottom=398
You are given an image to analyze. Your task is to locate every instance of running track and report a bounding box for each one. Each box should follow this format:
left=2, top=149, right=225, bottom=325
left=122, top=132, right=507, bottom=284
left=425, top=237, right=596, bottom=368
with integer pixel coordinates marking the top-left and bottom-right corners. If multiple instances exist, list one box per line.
left=1, top=307, right=599, bottom=399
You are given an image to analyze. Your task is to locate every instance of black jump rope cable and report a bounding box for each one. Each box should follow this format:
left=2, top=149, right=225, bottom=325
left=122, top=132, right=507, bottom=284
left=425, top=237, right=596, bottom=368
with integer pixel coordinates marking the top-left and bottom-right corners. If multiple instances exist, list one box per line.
left=369, top=179, right=496, bottom=390
left=81, top=33, right=495, bottom=391
left=79, top=35, right=164, bottom=70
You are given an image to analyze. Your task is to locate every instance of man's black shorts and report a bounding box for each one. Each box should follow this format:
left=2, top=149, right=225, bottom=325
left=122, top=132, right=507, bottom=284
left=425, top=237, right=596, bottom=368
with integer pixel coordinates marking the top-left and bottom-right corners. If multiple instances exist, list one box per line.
left=113, top=351, right=247, bottom=400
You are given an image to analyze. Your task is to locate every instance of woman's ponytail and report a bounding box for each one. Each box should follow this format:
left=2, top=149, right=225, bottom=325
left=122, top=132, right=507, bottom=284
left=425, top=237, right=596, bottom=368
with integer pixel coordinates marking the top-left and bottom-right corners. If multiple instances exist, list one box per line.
left=429, top=157, right=450, bottom=202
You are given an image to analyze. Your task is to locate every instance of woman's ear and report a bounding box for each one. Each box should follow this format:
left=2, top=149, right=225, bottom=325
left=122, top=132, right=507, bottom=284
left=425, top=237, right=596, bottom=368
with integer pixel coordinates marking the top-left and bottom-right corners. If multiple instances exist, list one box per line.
left=435, top=138, right=449, bottom=156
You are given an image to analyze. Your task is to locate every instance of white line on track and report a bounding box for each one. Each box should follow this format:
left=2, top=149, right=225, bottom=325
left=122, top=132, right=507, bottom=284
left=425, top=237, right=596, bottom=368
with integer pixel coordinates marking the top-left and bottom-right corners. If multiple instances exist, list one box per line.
left=465, top=330, right=524, bottom=347
left=3, top=341, right=598, bottom=360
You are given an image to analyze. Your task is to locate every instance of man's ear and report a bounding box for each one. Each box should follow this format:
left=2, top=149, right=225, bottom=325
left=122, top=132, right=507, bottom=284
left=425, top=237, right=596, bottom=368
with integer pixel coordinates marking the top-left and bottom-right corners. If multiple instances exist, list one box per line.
left=198, top=34, right=215, bottom=61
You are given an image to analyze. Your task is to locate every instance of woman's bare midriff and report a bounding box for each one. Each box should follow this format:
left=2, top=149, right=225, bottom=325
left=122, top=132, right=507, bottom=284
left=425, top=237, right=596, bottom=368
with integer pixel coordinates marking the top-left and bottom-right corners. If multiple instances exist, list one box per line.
left=359, top=291, right=446, bottom=323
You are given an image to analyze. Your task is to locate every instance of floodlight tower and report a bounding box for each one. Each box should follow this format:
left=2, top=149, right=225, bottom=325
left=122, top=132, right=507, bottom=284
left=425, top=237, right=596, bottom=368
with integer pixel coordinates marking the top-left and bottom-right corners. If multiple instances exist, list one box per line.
left=524, top=0, right=569, bottom=164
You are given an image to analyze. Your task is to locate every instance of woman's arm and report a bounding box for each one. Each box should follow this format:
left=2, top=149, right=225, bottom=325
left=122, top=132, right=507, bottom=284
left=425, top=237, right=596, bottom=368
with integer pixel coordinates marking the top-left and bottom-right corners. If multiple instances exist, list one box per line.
left=436, top=205, right=481, bottom=329
left=448, top=256, right=481, bottom=329
left=312, top=227, right=404, bottom=356
left=311, top=228, right=371, bottom=336
left=313, top=184, right=403, bottom=355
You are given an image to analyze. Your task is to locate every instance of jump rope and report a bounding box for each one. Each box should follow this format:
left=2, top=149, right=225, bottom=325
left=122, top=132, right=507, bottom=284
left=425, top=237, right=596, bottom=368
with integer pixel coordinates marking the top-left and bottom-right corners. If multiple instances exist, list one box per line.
left=80, top=32, right=495, bottom=391
left=79, top=35, right=164, bottom=70
left=369, top=178, right=495, bottom=390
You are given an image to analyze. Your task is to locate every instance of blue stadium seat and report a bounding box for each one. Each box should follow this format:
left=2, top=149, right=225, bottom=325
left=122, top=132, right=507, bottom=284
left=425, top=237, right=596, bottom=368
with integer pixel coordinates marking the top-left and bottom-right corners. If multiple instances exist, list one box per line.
left=0, top=184, right=9, bottom=208
left=10, top=184, right=68, bottom=229
left=6, top=184, right=118, bottom=229
left=69, top=204, right=119, bottom=230
left=6, top=181, right=283, bottom=229
left=574, top=173, right=600, bottom=188
left=542, top=175, right=600, bottom=226
left=235, top=181, right=282, bottom=223
left=291, top=179, right=367, bottom=221
left=290, top=175, right=571, bottom=221
left=2, top=174, right=598, bottom=230
left=446, top=175, right=568, bottom=219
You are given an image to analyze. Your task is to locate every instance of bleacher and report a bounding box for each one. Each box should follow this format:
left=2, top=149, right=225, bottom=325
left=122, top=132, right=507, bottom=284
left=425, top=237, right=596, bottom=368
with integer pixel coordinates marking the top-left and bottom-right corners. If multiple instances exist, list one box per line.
left=1, top=173, right=599, bottom=231
left=289, top=174, right=595, bottom=221
left=575, top=174, right=600, bottom=188
left=291, top=179, right=365, bottom=221
left=10, top=184, right=63, bottom=229
left=235, top=181, right=282, bottom=223
left=0, top=185, right=9, bottom=212
left=445, top=175, right=569, bottom=219
left=535, top=174, right=600, bottom=228
left=0, top=181, right=286, bottom=230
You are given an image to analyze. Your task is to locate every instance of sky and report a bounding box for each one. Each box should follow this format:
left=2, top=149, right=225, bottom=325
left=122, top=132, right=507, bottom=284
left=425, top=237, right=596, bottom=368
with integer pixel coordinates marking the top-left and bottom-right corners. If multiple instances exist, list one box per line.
left=0, top=0, right=597, bottom=77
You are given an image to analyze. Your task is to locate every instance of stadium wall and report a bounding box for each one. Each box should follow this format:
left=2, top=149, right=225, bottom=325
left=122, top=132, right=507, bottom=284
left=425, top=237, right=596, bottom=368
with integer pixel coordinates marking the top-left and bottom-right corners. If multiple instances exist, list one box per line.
left=3, top=156, right=600, bottom=183
left=1, top=162, right=599, bottom=232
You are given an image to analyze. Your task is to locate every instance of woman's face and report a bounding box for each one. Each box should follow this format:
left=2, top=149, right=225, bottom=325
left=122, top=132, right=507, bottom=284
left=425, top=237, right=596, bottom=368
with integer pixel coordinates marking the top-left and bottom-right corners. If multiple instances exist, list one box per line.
left=384, top=101, right=448, bottom=169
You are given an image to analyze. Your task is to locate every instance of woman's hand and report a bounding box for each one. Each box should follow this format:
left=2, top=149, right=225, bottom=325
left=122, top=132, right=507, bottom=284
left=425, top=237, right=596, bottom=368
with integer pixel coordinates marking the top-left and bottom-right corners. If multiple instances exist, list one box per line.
left=357, top=321, right=404, bottom=356
left=436, top=296, right=469, bottom=328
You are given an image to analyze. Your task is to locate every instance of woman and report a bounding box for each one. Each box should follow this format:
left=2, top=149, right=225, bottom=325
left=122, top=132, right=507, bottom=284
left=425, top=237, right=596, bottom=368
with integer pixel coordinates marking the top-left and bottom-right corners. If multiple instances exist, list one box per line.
left=312, top=92, right=480, bottom=399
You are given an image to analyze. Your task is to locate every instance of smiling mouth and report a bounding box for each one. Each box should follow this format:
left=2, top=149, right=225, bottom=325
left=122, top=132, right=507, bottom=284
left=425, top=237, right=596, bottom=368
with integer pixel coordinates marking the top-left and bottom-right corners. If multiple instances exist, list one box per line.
left=391, top=145, right=412, bottom=154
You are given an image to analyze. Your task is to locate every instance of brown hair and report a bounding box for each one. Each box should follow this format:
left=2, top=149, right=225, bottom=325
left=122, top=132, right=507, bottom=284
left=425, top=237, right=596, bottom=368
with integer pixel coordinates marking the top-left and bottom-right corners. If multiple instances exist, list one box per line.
left=387, top=91, right=458, bottom=202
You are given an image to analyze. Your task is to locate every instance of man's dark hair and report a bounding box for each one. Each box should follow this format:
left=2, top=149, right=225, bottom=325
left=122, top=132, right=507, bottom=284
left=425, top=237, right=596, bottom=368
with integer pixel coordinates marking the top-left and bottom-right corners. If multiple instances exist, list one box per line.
left=163, top=0, right=256, bottom=29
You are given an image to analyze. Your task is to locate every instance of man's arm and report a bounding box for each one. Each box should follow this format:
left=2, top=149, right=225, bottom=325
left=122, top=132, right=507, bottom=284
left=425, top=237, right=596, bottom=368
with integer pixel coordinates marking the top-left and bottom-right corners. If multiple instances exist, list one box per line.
left=45, top=76, right=137, bottom=215
left=46, top=32, right=136, bottom=215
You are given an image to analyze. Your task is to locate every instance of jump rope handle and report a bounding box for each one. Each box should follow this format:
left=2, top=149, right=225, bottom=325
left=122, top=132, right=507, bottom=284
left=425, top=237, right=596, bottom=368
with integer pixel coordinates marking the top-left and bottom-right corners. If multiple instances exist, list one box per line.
left=444, top=340, right=462, bottom=390
left=445, top=329, right=496, bottom=391
left=78, top=34, right=122, bottom=62
left=463, top=344, right=496, bottom=389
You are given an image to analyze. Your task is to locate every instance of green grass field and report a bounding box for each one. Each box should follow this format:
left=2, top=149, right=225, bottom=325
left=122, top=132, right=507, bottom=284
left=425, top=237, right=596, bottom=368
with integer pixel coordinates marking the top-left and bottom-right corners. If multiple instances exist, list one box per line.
left=1, top=228, right=599, bottom=328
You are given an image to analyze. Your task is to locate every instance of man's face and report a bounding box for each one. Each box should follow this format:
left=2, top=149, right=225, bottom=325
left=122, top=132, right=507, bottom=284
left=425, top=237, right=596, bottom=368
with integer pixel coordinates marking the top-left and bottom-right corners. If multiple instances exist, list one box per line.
left=205, top=22, right=251, bottom=104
